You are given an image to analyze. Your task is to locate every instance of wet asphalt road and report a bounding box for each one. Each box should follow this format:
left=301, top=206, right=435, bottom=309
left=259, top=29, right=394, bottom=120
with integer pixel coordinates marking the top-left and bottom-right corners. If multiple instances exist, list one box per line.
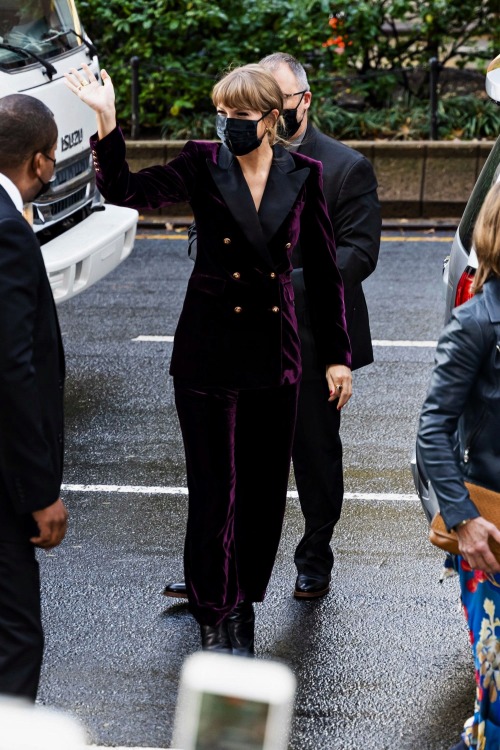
left=36, top=230, right=475, bottom=750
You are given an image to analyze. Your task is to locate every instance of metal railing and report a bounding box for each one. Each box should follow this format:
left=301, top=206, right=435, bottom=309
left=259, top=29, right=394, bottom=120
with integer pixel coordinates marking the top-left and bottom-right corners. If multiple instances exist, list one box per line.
left=128, top=56, right=483, bottom=141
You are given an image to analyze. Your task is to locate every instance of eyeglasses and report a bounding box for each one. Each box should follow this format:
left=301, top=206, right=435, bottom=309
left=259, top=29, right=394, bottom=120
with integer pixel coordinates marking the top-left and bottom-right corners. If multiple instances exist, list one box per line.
left=43, top=153, right=57, bottom=167
left=282, top=89, right=308, bottom=101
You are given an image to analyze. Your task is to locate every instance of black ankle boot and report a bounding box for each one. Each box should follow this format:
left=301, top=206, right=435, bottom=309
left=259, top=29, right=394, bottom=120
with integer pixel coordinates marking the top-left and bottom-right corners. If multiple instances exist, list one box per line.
left=200, top=621, right=232, bottom=653
left=226, top=601, right=255, bottom=657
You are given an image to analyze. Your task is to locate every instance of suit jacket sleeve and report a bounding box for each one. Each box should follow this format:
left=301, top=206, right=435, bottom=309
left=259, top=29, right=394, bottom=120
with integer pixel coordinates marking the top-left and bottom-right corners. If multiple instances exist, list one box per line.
left=300, top=161, right=351, bottom=368
left=0, top=216, right=61, bottom=514
left=91, top=126, right=199, bottom=209
left=330, top=155, right=381, bottom=288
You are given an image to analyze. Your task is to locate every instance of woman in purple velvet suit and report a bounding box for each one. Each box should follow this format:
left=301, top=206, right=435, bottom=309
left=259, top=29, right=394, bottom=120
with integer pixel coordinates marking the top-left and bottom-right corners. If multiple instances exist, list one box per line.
left=65, top=62, right=352, bottom=655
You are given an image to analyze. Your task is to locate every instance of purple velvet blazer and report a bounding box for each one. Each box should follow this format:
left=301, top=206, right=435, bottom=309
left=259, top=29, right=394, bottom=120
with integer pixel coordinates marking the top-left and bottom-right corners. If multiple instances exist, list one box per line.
left=90, top=128, right=351, bottom=387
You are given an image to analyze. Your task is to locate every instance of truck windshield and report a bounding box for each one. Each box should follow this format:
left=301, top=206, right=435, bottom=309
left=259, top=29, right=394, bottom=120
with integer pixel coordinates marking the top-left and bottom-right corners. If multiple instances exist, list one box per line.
left=0, top=0, right=82, bottom=70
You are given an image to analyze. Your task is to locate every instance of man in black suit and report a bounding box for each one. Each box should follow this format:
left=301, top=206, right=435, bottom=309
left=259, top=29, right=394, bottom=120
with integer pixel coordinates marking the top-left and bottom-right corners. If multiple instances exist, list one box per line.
left=0, top=94, right=68, bottom=700
left=163, top=52, right=380, bottom=601
left=260, top=53, right=381, bottom=598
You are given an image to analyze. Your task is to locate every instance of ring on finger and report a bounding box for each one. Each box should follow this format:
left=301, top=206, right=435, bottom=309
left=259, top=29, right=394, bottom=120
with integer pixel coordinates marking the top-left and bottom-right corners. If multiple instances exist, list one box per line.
left=335, top=384, right=343, bottom=391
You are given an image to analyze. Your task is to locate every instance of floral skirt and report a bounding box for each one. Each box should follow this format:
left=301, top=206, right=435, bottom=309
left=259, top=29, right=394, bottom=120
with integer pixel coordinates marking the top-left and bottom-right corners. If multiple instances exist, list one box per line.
left=455, top=555, right=500, bottom=749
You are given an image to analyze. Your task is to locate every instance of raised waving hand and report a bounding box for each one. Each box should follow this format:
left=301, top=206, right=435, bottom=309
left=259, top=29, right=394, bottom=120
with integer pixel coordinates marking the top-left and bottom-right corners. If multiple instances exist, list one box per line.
left=64, top=62, right=117, bottom=139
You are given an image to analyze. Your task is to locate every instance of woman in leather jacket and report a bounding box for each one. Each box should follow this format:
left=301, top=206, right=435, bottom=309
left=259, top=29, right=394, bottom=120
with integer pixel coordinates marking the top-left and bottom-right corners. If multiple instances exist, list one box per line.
left=418, top=181, right=500, bottom=750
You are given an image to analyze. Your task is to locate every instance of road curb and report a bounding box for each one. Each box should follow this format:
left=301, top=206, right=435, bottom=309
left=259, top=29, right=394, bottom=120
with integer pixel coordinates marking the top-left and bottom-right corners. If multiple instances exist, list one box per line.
left=136, top=215, right=460, bottom=232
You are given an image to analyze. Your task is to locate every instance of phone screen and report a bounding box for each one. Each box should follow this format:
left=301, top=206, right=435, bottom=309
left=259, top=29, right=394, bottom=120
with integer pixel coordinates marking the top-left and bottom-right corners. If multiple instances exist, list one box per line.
left=193, top=691, right=270, bottom=750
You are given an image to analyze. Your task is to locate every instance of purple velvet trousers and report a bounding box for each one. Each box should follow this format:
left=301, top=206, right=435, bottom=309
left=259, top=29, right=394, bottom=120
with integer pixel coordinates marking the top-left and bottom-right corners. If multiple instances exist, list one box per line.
left=174, top=380, right=299, bottom=626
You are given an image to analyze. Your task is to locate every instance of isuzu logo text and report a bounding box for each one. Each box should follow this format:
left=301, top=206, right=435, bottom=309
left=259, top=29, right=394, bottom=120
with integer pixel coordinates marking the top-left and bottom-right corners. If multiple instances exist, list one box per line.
left=61, top=129, right=84, bottom=151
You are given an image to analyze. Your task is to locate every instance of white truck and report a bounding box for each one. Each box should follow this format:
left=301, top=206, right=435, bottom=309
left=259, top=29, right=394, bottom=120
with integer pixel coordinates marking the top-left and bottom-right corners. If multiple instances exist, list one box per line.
left=0, top=0, right=138, bottom=303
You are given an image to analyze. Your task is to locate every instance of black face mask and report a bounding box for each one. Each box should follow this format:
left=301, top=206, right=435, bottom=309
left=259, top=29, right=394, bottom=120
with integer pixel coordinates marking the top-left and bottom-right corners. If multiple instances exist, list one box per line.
left=33, top=174, right=55, bottom=201
left=216, top=111, right=271, bottom=156
left=280, top=91, right=307, bottom=139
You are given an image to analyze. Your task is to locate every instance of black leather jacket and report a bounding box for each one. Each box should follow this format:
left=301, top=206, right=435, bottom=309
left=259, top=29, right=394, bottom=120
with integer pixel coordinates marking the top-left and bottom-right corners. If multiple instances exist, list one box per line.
left=418, top=276, right=500, bottom=531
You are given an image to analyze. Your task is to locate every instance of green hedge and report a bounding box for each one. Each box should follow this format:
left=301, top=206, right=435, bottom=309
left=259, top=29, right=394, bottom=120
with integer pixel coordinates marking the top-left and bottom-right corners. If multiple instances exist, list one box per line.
left=76, top=0, right=500, bottom=140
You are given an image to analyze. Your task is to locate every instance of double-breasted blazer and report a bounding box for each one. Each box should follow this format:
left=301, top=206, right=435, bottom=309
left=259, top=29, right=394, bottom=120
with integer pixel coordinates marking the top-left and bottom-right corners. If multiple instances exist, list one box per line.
left=91, top=128, right=351, bottom=388
left=0, top=184, right=65, bottom=540
left=293, top=124, right=380, bottom=376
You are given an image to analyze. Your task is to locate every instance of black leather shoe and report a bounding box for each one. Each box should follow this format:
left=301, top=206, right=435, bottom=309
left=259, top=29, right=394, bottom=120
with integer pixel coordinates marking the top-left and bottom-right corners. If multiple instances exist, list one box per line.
left=293, top=573, right=331, bottom=599
left=200, top=621, right=232, bottom=653
left=226, top=602, right=255, bottom=657
left=448, top=740, right=468, bottom=750
left=162, top=581, right=188, bottom=598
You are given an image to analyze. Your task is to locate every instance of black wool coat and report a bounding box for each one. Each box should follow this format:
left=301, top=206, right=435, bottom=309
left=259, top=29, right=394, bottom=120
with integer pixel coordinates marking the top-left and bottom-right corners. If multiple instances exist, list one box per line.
left=294, top=123, right=381, bottom=376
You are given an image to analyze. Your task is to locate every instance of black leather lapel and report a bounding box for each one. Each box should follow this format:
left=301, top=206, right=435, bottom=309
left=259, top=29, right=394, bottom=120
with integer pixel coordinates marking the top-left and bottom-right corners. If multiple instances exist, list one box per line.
left=258, top=148, right=310, bottom=241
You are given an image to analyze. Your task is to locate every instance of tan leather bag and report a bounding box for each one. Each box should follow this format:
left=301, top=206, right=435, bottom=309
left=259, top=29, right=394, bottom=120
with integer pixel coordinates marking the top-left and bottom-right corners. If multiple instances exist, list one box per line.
left=429, top=481, right=500, bottom=560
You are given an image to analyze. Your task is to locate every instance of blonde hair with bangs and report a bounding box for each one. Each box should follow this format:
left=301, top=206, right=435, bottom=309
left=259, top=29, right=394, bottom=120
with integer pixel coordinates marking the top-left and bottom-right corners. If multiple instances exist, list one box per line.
left=212, top=64, right=285, bottom=146
left=472, top=181, right=500, bottom=294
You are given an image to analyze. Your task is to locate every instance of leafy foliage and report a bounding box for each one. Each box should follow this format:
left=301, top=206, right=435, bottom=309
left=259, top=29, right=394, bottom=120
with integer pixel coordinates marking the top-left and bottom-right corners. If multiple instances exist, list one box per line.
left=76, top=0, right=500, bottom=139
left=310, top=95, right=500, bottom=141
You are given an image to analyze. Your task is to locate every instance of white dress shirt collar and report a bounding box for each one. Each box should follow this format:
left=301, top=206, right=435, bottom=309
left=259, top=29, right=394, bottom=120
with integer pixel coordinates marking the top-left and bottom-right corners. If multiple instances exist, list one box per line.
left=0, top=172, right=23, bottom=213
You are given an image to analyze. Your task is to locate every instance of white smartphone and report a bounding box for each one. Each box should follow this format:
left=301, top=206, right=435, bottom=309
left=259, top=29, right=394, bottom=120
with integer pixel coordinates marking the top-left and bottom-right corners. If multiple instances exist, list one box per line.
left=171, top=652, right=296, bottom=750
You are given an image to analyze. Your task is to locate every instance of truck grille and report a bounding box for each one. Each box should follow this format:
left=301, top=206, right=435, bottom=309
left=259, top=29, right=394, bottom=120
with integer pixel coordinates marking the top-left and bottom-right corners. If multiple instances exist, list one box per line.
left=34, top=187, right=89, bottom=225
left=51, top=187, right=87, bottom=216
left=32, top=150, right=96, bottom=227
left=54, top=155, right=91, bottom=186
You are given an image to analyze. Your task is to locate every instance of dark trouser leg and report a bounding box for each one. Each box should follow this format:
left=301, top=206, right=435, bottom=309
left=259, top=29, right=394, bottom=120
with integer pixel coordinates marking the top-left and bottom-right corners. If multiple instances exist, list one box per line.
left=293, top=378, right=343, bottom=578
left=0, top=542, right=44, bottom=701
left=174, top=381, right=298, bottom=626
left=175, top=383, right=239, bottom=627
left=233, top=383, right=298, bottom=602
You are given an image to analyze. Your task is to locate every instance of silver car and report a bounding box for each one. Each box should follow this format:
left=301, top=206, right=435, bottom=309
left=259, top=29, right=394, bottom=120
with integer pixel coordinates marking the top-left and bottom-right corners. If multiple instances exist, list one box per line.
left=411, top=53, right=500, bottom=521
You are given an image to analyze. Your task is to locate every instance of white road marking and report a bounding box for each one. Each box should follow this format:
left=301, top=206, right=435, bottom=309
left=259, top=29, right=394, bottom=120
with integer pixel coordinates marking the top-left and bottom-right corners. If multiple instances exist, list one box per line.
left=132, top=336, right=438, bottom=348
left=62, top=484, right=189, bottom=495
left=372, top=339, right=437, bottom=347
left=132, top=335, right=175, bottom=342
left=61, top=484, right=418, bottom=502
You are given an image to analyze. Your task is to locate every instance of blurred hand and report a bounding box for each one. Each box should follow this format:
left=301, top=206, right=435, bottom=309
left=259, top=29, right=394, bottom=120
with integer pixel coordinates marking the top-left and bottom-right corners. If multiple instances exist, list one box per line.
left=456, top=516, right=500, bottom=574
left=326, top=364, right=352, bottom=409
left=31, top=498, right=68, bottom=549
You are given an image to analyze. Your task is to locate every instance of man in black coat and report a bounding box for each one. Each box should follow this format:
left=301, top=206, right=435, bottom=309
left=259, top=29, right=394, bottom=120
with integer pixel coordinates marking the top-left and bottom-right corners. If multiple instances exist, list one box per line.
left=0, top=94, right=68, bottom=699
left=260, top=53, right=381, bottom=598
left=163, top=52, right=381, bottom=601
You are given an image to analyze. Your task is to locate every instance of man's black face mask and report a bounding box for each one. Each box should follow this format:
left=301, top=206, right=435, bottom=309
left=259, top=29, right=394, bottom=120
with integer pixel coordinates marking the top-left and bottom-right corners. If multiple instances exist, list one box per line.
left=33, top=175, right=55, bottom=201
left=33, top=152, right=56, bottom=201
left=280, top=91, right=307, bottom=139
